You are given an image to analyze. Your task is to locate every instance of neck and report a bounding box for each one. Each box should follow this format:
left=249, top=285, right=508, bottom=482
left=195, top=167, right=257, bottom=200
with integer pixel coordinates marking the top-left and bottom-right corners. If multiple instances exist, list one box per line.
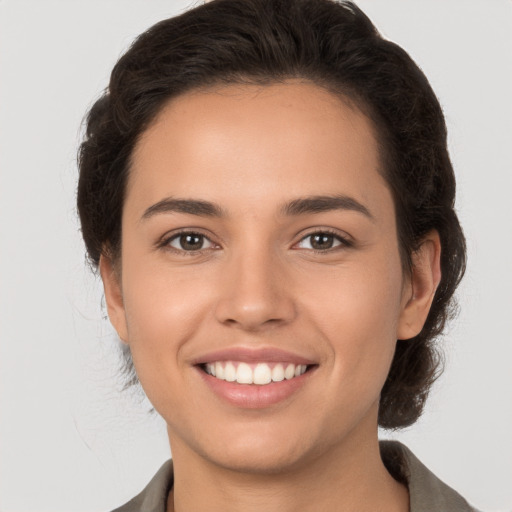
left=166, top=425, right=409, bottom=512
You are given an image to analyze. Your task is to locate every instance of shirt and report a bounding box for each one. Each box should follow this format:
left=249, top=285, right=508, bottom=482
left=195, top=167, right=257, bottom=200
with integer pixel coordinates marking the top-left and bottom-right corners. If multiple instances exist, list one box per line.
left=110, top=441, right=480, bottom=512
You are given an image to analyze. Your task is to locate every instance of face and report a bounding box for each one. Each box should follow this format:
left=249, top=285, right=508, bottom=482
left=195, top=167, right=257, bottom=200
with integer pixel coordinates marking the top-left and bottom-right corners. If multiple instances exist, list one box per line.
left=102, top=81, right=437, bottom=474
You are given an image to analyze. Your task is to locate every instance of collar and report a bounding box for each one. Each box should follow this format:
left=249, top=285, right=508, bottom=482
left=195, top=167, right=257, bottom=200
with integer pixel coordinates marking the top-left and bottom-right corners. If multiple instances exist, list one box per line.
left=112, top=441, right=479, bottom=512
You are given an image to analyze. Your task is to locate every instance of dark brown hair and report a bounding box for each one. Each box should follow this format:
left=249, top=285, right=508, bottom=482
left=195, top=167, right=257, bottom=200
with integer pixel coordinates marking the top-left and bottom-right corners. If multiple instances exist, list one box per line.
left=77, top=0, right=466, bottom=428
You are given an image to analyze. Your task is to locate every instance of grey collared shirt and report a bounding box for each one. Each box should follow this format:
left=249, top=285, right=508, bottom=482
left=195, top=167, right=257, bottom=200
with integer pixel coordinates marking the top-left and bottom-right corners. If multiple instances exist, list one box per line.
left=110, top=441, right=480, bottom=512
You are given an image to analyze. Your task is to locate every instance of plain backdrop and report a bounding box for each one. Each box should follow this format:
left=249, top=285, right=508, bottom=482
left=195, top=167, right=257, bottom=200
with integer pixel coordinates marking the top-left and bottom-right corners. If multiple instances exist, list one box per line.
left=1, top=1, right=511, bottom=511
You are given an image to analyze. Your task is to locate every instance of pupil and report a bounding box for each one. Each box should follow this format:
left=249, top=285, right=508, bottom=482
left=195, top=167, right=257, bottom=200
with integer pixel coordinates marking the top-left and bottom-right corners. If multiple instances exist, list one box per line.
left=312, top=234, right=333, bottom=250
left=181, top=234, right=203, bottom=250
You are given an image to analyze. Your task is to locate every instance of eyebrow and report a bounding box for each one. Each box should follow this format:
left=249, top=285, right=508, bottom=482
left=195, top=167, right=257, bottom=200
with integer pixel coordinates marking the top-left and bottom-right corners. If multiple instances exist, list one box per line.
left=141, top=194, right=374, bottom=222
left=141, top=198, right=225, bottom=220
left=281, top=194, right=374, bottom=221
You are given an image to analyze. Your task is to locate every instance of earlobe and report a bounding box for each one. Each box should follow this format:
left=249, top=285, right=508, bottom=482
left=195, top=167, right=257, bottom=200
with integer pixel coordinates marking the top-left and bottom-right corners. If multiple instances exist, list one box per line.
left=99, top=254, right=129, bottom=343
left=397, top=231, right=442, bottom=340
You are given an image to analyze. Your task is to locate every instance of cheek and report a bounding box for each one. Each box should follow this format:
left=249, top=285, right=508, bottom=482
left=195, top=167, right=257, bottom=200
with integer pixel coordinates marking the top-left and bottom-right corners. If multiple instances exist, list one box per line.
left=119, top=264, right=216, bottom=422
left=303, top=251, right=404, bottom=389
left=123, top=268, right=209, bottom=344
left=118, top=249, right=214, bottom=386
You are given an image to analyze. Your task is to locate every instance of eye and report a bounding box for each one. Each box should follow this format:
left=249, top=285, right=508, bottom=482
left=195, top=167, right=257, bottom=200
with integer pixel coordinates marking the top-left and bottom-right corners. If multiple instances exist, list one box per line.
left=167, top=232, right=216, bottom=252
left=295, top=231, right=351, bottom=251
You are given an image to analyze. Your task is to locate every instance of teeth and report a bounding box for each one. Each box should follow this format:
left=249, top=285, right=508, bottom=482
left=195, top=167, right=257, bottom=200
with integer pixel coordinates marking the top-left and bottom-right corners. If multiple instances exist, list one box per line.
left=284, top=363, right=295, bottom=380
left=215, top=361, right=225, bottom=380
left=204, top=361, right=308, bottom=385
left=253, top=363, right=272, bottom=385
left=224, top=361, right=236, bottom=382
left=236, top=362, right=253, bottom=384
left=271, top=364, right=285, bottom=382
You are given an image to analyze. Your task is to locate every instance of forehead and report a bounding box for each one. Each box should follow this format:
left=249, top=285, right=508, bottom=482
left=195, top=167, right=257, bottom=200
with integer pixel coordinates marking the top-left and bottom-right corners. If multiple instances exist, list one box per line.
left=127, top=81, right=391, bottom=219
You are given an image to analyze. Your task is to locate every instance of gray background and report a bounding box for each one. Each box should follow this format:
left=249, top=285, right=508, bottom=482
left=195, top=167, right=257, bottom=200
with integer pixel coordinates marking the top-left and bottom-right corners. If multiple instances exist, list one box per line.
left=1, top=1, right=511, bottom=510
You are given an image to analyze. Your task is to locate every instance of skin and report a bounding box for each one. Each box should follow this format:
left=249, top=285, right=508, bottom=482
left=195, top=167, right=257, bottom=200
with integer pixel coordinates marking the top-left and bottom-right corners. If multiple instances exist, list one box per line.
left=101, top=81, right=441, bottom=512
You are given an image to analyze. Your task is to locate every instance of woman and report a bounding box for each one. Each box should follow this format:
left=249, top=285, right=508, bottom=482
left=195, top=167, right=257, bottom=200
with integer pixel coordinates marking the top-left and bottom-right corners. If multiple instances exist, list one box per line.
left=77, top=0, right=476, bottom=510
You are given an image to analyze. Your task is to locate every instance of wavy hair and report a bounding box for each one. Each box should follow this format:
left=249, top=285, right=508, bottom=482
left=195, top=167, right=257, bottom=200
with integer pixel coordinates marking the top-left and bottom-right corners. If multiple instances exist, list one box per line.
left=77, top=0, right=466, bottom=428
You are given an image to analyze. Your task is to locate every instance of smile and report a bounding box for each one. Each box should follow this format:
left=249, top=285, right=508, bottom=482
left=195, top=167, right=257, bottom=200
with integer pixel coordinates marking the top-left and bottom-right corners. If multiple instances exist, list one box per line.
left=195, top=348, right=317, bottom=408
left=204, top=361, right=309, bottom=385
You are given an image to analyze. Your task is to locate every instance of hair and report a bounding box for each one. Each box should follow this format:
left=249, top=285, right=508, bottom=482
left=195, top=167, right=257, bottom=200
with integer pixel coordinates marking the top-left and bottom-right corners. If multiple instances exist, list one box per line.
left=77, top=0, right=466, bottom=429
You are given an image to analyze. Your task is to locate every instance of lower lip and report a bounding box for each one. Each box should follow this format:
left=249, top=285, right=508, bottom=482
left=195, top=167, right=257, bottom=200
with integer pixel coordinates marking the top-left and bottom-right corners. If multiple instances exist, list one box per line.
left=197, top=367, right=314, bottom=409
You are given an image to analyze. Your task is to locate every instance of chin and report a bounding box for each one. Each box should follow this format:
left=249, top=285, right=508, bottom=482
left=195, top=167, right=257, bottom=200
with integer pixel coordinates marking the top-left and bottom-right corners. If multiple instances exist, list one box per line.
left=187, top=420, right=328, bottom=476
left=205, top=443, right=312, bottom=476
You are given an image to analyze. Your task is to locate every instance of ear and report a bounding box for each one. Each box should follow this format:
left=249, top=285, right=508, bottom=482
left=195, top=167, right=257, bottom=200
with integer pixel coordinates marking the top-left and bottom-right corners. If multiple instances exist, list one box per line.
left=397, top=231, right=442, bottom=340
left=99, top=254, right=129, bottom=343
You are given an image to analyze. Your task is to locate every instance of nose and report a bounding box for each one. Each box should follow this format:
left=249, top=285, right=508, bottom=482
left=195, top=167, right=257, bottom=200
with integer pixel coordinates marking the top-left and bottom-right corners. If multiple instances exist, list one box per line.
left=214, top=248, right=296, bottom=331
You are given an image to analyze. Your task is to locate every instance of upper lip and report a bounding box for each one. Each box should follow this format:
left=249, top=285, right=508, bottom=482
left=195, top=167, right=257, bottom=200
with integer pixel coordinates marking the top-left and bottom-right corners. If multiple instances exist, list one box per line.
left=191, top=347, right=318, bottom=366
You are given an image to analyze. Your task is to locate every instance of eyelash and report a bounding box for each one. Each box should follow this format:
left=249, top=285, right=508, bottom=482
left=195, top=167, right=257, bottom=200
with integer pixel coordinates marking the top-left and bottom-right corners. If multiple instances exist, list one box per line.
left=158, top=229, right=218, bottom=256
left=158, top=229, right=353, bottom=256
left=294, top=229, right=353, bottom=253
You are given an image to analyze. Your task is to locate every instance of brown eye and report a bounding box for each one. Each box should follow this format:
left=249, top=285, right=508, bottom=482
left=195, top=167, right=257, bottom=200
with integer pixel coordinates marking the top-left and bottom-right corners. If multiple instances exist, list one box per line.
left=168, top=232, right=214, bottom=251
left=310, top=233, right=335, bottom=250
left=296, top=232, right=349, bottom=251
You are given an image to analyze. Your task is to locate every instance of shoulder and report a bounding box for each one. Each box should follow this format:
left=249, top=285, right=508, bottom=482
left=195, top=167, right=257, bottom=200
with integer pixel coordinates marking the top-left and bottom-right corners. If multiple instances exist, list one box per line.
left=380, top=440, right=481, bottom=512
left=110, top=459, right=174, bottom=512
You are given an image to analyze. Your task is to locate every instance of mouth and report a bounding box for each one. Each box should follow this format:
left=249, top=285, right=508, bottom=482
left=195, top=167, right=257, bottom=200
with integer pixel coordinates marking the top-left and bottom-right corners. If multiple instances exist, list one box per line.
left=194, top=348, right=317, bottom=408
left=201, top=361, right=311, bottom=385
